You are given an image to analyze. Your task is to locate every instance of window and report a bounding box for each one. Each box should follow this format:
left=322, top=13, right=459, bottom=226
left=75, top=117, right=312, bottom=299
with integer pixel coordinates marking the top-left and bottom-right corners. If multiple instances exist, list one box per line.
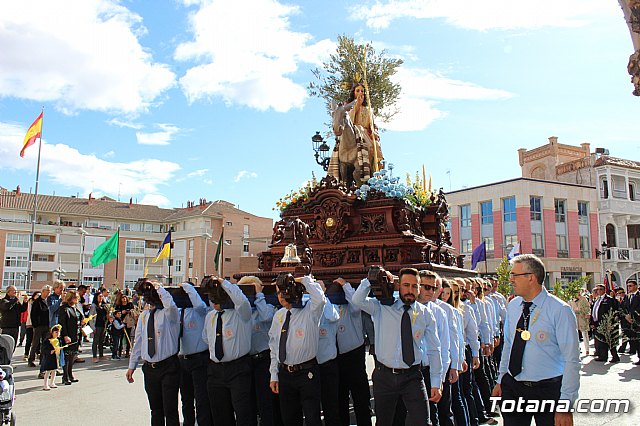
left=554, top=199, right=566, bottom=223
left=502, top=197, right=516, bottom=222
left=224, top=257, right=231, bottom=262
left=175, top=259, right=182, bottom=272
left=188, top=240, right=194, bottom=250
left=144, top=223, right=161, bottom=233
left=505, top=234, right=518, bottom=249
left=6, top=233, right=30, bottom=248
left=86, top=221, right=99, bottom=228
left=120, top=223, right=131, bottom=231
left=460, top=205, right=471, bottom=228
left=628, top=225, right=640, bottom=250
left=530, top=197, right=542, bottom=221
left=33, top=254, right=51, bottom=262
left=480, top=201, right=493, bottom=224
left=225, top=239, right=232, bottom=245
left=124, top=257, right=143, bottom=271
left=243, top=242, right=249, bottom=254
left=580, top=236, right=591, bottom=258
left=532, top=233, right=544, bottom=257
left=35, top=235, right=51, bottom=243
left=630, top=183, right=637, bottom=201
left=483, top=237, right=494, bottom=252
left=82, top=276, right=103, bottom=288
left=578, top=202, right=589, bottom=225
left=601, top=179, right=609, bottom=199
left=225, top=221, right=233, bottom=226
left=461, top=239, right=473, bottom=253
left=243, top=224, right=250, bottom=237
left=556, top=235, right=568, bottom=258
left=2, top=272, right=26, bottom=290
left=125, top=240, right=145, bottom=254
left=4, top=255, right=28, bottom=268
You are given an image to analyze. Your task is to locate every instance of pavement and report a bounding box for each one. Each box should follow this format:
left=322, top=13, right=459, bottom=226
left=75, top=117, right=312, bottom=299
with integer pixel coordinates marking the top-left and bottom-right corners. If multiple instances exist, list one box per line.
left=8, top=341, right=640, bottom=425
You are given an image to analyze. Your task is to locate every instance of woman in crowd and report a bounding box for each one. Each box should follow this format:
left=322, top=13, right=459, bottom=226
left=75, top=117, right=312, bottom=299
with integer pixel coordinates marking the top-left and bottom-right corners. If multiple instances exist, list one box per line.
left=114, top=294, right=134, bottom=357
left=90, top=292, right=109, bottom=362
left=58, top=290, right=83, bottom=385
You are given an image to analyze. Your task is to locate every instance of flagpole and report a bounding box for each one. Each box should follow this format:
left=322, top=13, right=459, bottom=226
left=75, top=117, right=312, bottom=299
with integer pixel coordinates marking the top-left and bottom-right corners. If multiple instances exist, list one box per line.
left=168, top=231, right=172, bottom=285
left=220, top=223, right=225, bottom=279
left=115, top=228, right=120, bottom=283
left=484, top=241, right=488, bottom=274
left=26, top=107, right=44, bottom=291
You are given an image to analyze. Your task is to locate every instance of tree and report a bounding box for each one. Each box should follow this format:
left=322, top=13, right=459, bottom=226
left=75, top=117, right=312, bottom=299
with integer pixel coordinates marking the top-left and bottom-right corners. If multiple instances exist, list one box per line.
left=495, top=256, right=512, bottom=298
left=551, top=275, right=590, bottom=303
left=308, top=34, right=403, bottom=124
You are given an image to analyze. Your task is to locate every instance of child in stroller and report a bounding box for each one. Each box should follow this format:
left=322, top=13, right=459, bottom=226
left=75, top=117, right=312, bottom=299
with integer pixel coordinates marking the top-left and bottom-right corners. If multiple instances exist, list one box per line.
left=0, top=334, right=16, bottom=425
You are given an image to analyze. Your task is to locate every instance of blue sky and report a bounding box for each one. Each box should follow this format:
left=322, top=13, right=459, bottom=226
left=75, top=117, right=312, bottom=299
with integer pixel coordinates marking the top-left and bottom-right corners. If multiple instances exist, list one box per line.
left=1, top=0, right=639, bottom=222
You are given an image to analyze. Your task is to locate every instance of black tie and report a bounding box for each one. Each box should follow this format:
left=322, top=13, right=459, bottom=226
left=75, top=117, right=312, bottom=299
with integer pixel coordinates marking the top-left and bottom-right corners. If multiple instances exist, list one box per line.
left=401, top=305, right=415, bottom=367
left=509, top=301, right=533, bottom=377
left=279, top=310, right=292, bottom=364
left=147, top=308, right=156, bottom=358
left=215, top=311, right=224, bottom=361
left=178, top=308, right=185, bottom=353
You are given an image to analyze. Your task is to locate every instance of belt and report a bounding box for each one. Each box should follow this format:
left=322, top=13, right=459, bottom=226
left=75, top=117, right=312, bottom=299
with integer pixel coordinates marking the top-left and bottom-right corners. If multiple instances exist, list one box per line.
left=178, top=350, right=209, bottom=360
left=278, top=358, right=317, bottom=373
left=209, top=353, right=250, bottom=366
left=144, top=354, right=178, bottom=369
left=510, top=374, right=562, bottom=387
left=251, top=350, right=270, bottom=361
left=375, top=361, right=421, bottom=375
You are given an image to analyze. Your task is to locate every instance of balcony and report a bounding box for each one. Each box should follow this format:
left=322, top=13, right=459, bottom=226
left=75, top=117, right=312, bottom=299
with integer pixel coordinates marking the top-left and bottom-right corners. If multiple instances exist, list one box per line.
left=602, top=247, right=640, bottom=263
left=599, top=199, right=640, bottom=216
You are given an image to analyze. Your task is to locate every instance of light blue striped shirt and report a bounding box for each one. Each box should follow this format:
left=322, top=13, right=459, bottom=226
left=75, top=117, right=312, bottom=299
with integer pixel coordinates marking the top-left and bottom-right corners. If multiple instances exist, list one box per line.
left=338, top=283, right=365, bottom=354
left=202, top=280, right=252, bottom=362
left=178, top=284, right=210, bottom=356
left=353, top=278, right=442, bottom=387
left=435, top=299, right=462, bottom=371
left=250, top=292, right=277, bottom=354
left=422, top=301, right=449, bottom=384
left=129, top=286, right=180, bottom=369
left=451, top=308, right=466, bottom=370
left=317, top=300, right=340, bottom=364
left=268, top=276, right=326, bottom=381
left=462, top=302, right=480, bottom=357
left=470, top=299, right=492, bottom=345
left=498, top=287, right=581, bottom=404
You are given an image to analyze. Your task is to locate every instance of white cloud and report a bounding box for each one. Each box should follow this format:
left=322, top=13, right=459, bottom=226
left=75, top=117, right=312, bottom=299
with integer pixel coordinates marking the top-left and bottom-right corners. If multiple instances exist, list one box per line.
left=102, top=150, right=116, bottom=158
left=0, top=121, right=180, bottom=202
left=136, top=124, right=179, bottom=145
left=384, top=67, right=513, bottom=131
left=352, top=0, right=618, bottom=31
left=187, top=168, right=208, bottom=178
left=0, top=0, right=175, bottom=114
left=234, top=170, right=258, bottom=182
left=175, top=0, right=333, bottom=112
left=203, top=179, right=213, bottom=185
left=107, top=118, right=143, bottom=130
left=139, top=194, right=172, bottom=207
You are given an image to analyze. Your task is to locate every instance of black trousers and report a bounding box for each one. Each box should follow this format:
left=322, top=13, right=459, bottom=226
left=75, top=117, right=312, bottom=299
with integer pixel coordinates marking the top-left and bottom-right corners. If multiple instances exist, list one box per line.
left=24, top=326, right=33, bottom=355
left=500, top=373, right=562, bottom=426
left=252, top=351, right=283, bottom=426
left=278, top=363, right=322, bottom=426
left=337, top=344, right=372, bottom=426
left=319, top=359, right=341, bottom=425
left=461, top=346, right=479, bottom=426
left=179, top=351, right=212, bottom=426
left=142, top=355, right=180, bottom=426
left=29, top=325, right=48, bottom=364
left=208, top=356, right=256, bottom=426
left=436, top=369, right=453, bottom=426
left=2, top=327, right=18, bottom=352
left=373, top=364, right=430, bottom=426
left=595, top=337, right=619, bottom=360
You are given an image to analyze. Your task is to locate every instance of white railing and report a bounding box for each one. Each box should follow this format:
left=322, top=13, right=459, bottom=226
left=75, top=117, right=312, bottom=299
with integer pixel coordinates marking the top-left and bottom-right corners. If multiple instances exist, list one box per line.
left=604, top=247, right=640, bottom=263
left=599, top=199, right=640, bottom=215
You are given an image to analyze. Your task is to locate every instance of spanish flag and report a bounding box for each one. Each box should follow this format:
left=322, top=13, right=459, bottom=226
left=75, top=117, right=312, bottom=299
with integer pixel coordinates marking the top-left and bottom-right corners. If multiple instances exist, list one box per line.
left=21, top=112, right=43, bottom=158
left=153, top=230, right=171, bottom=263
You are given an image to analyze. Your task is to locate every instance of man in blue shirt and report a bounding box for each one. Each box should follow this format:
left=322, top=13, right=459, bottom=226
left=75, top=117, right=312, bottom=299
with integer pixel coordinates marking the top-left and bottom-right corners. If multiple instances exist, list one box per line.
left=126, top=280, right=181, bottom=426
left=177, top=282, right=212, bottom=426
left=352, top=267, right=442, bottom=426
left=492, top=254, right=580, bottom=426
left=47, top=279, right=65, bottom=327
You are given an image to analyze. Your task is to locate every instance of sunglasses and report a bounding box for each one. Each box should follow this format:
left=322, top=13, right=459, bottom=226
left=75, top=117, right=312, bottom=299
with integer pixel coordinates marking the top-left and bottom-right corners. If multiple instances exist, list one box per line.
left=421, top=284, right=437, bottom=291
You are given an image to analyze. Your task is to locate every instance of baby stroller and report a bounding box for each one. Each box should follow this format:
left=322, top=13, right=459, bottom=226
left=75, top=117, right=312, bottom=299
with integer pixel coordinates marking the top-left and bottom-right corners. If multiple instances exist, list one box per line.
left=0, top=334, right=16, bottom=425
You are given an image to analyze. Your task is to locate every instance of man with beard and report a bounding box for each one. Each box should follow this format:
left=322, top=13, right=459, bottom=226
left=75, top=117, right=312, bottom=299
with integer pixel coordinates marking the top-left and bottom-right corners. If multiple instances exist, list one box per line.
left=352, top=267, right=442, bottom=426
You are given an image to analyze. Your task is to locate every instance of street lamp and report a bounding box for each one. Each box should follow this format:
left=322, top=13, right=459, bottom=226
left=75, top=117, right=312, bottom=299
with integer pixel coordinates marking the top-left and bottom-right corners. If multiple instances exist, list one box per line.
left=595, top=241, right=608, bottom=258
left=311, top=131, right=331, bottom=171
left=202, top=232, right=212, bottom=276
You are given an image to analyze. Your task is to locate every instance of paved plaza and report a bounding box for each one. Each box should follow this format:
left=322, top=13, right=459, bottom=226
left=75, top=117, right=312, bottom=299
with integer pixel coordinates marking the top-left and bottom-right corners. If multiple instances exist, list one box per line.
left=8, top=340, right=639, bottom=425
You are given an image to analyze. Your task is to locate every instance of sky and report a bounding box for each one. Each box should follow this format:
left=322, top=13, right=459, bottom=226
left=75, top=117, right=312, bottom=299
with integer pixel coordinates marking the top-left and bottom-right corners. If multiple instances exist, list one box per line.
left=1, top=0, right=639, bottom=224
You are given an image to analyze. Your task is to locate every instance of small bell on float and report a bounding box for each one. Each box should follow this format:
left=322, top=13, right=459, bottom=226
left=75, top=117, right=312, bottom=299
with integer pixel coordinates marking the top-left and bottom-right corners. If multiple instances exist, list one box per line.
left=281, top=243, right=301, bottom=264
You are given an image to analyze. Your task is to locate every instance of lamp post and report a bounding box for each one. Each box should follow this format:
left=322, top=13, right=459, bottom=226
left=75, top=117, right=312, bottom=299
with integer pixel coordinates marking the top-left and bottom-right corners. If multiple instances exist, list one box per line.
left=77, top=227, right=88, bottom=286
left=311, top=131, right=331, bottom=171
left=595, top=241, right=608, bottom=287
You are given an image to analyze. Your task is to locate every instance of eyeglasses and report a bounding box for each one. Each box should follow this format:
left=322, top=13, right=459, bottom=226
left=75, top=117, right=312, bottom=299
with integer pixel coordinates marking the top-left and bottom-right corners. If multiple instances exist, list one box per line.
left=422, top=284, right=437, bottom=291
left=509, top=272, right=532, bottom=278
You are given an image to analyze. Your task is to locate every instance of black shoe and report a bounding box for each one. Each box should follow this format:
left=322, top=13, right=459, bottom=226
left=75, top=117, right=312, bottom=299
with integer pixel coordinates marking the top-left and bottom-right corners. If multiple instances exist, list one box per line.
left=75, top=358, right=85, bottom=363
left=28, top=362, right=36, bottom=368
left=56, top=370, right=63, bottom=376
left=633, top=360, right=640, bottom=365
left=610, top=357, right=620, bottom=363
left=37, top=372, right=44, bottom=379
left=487, top=412, right=500, bottom=418
left=594, top=357, right=607, bottom=362
left=63, top=380, right=72, bottom=385
left=70, top=378, right=79, bottom=383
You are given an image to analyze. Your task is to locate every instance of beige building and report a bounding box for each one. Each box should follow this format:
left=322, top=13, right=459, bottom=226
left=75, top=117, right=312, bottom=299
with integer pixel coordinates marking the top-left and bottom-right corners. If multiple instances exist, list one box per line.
left=0, top=188, right=272, bottom=291
left=447, top=137, right=602, bottom=288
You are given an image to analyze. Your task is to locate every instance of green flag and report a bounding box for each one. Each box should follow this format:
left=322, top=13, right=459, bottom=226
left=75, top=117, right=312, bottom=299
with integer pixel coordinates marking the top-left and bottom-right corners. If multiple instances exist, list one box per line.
left=90, top=230, right=119, bottom=267
left=214, top=231, right=223, bottom=273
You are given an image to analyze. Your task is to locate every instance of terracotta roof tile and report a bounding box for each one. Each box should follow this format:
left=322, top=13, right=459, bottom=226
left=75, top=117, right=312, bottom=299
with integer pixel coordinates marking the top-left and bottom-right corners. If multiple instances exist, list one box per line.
left=593, top=156, right=640, bottom=171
